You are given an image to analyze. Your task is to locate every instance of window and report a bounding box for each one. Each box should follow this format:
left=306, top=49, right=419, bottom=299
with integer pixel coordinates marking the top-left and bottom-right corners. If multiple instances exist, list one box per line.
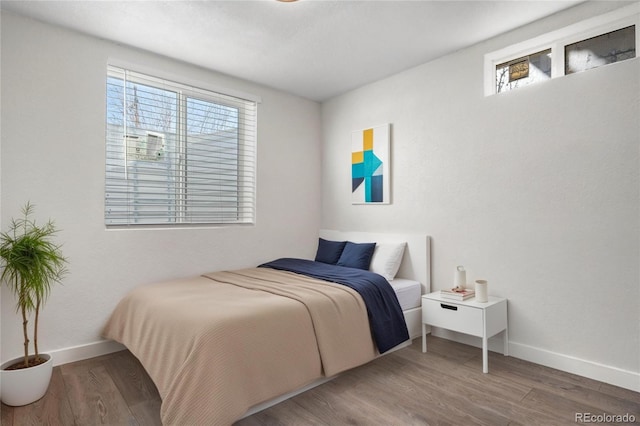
left=565, top=26, right=636, bottom=74
left=485, top=3, right=639, bottom=96
left=105, top=66, right=257, bottom=226
left=496, top=49, right=552, bottom=93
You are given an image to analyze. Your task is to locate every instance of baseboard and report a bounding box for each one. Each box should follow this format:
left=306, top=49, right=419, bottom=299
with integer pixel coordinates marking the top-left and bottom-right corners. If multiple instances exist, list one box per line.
left=48, top=339, right=126, bottom=367
left=430, top=329, right=640, bottom=393
left=508, top=341, right=640, bottom=393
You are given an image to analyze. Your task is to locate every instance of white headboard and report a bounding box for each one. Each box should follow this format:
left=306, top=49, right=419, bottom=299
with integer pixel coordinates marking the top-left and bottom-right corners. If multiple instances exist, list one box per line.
left=319, top=229, right=431, bottom=294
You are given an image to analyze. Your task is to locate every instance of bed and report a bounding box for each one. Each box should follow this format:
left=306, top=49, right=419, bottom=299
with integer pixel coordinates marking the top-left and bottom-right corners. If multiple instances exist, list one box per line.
left=102, top=230, right=431, bottom=425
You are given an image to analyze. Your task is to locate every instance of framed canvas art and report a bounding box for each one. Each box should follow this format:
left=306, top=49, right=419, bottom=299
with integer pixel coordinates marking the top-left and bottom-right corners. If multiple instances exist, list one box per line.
left=351, top=124, right=390, bottom=204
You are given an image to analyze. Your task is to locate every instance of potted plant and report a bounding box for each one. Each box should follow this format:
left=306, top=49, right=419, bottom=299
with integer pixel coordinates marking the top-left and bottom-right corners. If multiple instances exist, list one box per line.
left=0, top=202, right=68, bottom=406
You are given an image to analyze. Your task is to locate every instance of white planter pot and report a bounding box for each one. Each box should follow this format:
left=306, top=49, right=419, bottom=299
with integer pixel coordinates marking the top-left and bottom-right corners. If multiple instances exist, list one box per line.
left=1, top=353, right=53, bottom=406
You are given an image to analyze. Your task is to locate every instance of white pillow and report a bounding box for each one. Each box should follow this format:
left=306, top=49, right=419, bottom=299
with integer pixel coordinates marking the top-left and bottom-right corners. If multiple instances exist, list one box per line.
left=369, top=242, right=406, bottom=281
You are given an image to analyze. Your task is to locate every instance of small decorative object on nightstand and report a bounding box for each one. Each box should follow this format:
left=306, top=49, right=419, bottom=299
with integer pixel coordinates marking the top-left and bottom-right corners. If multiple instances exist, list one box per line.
left=421, top=292, right=508, bottom=373
left=454, top=265, right=466, bottom=289
left=475, top=279, right=488, bottom=303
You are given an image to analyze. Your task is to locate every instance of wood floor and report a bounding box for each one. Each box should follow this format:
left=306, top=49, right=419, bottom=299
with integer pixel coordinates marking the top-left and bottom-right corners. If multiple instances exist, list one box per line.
left=2, top=336, right=638, bottom=425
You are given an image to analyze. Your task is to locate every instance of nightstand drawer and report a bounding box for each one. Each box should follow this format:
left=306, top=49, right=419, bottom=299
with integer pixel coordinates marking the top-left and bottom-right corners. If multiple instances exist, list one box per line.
left=422, top=298, right=483, bottom=336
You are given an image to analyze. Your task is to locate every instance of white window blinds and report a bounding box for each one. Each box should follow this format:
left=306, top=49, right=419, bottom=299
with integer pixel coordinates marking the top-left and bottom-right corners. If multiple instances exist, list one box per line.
left=105, top=66, right=257, bottom=226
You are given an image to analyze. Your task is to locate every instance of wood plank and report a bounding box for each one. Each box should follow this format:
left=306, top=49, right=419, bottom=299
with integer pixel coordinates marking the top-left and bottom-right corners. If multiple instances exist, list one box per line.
left=394, top=340, right=531, bottom=402
left=318, top=371, right=435, bottom=424
left=9, top=367, right=76, bottom=426
left=599, top=381, right=640, bottom=403
left=104, top=350, right=161, bottom=407
left=127, top=399, right=162, bottom=426
left=521, top=388, right=621, bottom=424
left=103, top=351, right=162, bottom=425
left=236, top=397, right=326, bottom=426
left=60, top=355, right=138, bottom=425
left=370, top=352, right=540, bottom=425
left=1, top=402, right=14, bottom=426
left=464, top=349, right=640, bottom=419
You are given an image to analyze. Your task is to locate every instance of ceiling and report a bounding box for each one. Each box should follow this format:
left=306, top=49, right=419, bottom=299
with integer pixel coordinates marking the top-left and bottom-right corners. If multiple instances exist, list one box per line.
left=1, top=0, right=583, bottom=101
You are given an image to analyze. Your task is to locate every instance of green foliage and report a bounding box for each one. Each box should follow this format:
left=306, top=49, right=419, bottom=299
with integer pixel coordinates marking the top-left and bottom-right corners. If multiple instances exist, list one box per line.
left=0, top=202, right=68, bottom=368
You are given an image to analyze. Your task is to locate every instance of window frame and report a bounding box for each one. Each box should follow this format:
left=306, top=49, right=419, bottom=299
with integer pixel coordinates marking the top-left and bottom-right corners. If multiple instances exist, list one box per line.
left=104, top=63, right=260, bottom=228
left=484, top=3, right=640, bottom=96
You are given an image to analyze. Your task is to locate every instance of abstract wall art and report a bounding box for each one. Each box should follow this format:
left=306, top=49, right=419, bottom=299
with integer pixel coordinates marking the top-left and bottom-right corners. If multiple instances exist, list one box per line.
left=351, top=123, right=390, bottom=204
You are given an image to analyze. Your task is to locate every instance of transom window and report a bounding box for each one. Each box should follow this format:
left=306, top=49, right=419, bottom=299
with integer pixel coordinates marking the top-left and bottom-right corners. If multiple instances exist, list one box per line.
left=496, top=49, right=552, bottom=93
left=485, top=4, right=639, bottom=95
left=565, top=25, right=636, bottom=75
left=105, top=66, right=257, bottom=226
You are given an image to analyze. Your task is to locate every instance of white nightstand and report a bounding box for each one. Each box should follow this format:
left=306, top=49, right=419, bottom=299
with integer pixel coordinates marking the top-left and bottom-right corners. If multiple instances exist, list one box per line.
left=421, top=292, right=508, bottom=373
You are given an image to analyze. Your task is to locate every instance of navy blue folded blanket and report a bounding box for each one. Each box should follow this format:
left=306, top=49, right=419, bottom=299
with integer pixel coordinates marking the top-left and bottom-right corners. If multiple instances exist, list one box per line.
left=259, top=258, right=409, bottom=353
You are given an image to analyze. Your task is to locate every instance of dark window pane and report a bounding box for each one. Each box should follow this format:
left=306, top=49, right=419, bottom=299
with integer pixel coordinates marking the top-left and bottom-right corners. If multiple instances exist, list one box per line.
left=565, top=26, right=636, bottom=74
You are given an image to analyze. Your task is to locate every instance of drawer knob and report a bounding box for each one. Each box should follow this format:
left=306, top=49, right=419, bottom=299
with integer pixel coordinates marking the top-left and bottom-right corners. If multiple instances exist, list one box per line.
left=440, top=303, right=458, bottom=311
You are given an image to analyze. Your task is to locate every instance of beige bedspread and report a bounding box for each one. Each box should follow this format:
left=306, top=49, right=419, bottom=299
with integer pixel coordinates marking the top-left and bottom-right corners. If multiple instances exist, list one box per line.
left=102, top=267, right=377, bottom=425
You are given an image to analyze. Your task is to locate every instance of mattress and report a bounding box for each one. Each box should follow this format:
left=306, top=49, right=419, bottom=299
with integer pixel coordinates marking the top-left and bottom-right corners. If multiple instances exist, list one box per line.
left=389, top=278, right=422, bottom=311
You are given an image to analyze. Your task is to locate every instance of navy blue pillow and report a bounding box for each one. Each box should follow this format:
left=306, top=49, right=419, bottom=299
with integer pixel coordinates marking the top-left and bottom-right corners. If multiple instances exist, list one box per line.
left=336, top=241, right=376, bottom=270
left=315, top=238, right=347, bottom=264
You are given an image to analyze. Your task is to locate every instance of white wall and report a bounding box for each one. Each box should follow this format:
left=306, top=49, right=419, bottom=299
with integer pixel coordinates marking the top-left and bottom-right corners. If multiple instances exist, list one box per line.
left=321, top=2, right=639, bottom=390
left=0, top=12, right=322, bottom=363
